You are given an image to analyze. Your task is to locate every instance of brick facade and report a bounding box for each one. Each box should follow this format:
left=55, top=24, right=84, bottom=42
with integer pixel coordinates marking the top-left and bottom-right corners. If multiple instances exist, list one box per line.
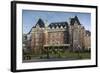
left=24, top=16, right=91, bottom=54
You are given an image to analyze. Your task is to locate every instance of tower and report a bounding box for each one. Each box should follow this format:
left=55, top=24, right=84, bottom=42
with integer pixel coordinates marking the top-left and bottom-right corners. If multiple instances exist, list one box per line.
left=69, top=16, right=82, bottom=51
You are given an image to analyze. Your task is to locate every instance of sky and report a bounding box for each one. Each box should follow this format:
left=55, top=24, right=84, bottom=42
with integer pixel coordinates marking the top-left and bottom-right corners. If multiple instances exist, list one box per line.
left=22, top=10, right=91, bottom=34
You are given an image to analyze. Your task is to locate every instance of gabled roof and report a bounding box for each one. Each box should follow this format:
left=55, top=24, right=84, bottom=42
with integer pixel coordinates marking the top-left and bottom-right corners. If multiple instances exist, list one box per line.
left=35, top=18, right=45, bottom=28
left=70, top=16, right=81, bottom=25
left=48, top=22, right=68, bottom=28
left=27, top=18, right=45, bottom=34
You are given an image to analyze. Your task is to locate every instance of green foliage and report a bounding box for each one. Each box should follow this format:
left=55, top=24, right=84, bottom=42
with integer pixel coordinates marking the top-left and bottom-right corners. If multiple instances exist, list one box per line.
left=23, top=49, right=91, bottom=60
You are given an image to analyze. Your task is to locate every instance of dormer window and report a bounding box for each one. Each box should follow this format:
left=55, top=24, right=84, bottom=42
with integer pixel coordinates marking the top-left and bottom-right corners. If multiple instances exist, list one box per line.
left=36, top=24, right=40, bottom=28
left=56, top=26, right=59, bottom=29
left=70, top=16, right=81, bottom=25
left=52, top=27, right=54, bottom=29
left=61, top=26, right=63, bottom=29
left=74, top=21, right=78, bottom=25
left=35, top=18, right=45, bottom=28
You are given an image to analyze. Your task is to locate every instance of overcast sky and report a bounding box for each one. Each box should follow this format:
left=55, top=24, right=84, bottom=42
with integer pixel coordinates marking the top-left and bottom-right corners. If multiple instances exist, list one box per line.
left=22, top=10, right=91, bottom=34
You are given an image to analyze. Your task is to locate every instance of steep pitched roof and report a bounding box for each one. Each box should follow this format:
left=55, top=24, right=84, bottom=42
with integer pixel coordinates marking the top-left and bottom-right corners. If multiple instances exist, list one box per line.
left=28, top=18, right=45, bottom=34
left=35, top=18, right=45, bottom=28
left=49, top=22, right=68, bottom=28
left=70, top=16, right=81, bottom=25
